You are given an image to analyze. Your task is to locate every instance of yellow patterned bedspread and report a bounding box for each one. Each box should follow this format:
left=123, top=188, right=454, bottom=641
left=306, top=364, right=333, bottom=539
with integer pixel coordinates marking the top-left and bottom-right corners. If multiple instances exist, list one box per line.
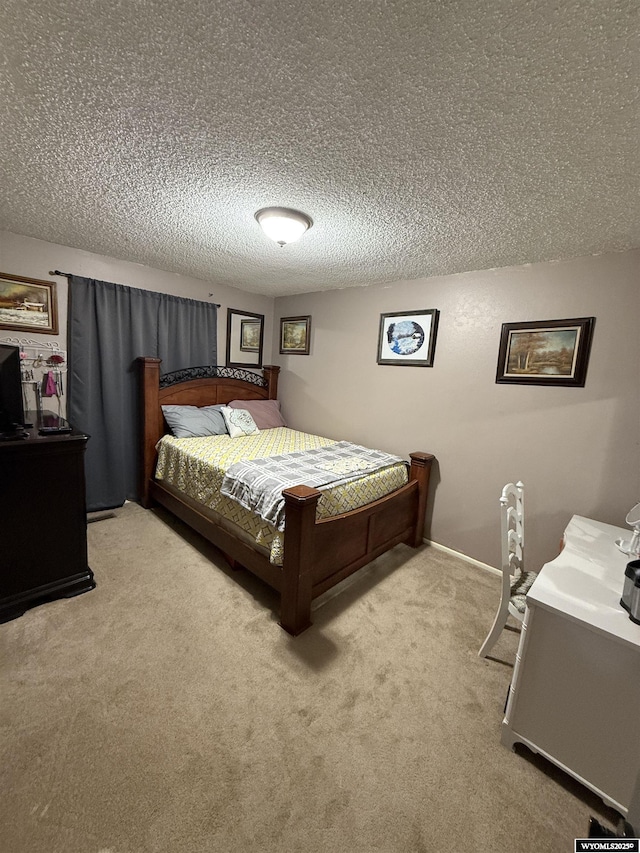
left=154, top=427, right=408, bottom=565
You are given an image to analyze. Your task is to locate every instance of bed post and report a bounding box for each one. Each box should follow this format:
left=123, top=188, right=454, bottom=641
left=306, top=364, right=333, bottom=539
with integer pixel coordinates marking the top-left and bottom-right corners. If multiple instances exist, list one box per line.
left=280, top=485, right=321, bottom=635
left=408, top=452, right=435, bottom=547
left=262, top=364, right=280, bottom=400
left=138, top=357, right=163, bottom=508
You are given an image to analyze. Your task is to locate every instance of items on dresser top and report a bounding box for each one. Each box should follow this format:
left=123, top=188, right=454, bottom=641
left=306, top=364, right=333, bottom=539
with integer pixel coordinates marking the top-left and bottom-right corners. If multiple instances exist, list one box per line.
left=616, top=501, right=640, bottom=559
left=621, top=559, right=640, bottom=624
left=37, top=410, right=72, bottom=434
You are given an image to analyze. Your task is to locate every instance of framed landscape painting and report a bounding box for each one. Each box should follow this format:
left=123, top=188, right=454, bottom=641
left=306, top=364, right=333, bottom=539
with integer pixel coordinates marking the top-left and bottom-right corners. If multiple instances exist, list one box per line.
left=280, top=316, right=311, bottom=355
left=0, top=272, right=59, bottom=335
left=377, top=309, right=439, bottom=367
left=240, top=319, right=261, bottom=352
left=496, top=317, right=595, bottom=386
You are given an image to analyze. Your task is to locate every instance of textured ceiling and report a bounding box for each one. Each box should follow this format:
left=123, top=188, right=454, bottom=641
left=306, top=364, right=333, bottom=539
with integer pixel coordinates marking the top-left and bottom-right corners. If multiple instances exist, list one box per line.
left=1, top=0, right=638, bottom=297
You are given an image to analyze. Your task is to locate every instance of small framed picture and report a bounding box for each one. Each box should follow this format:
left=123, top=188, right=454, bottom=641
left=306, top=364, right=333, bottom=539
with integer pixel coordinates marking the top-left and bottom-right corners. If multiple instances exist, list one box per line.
left=496, top=317, right=595, bottom=386
left=240, top=319, right=261, bottom=352
left=280, top=315, right=311, bottom=355
left=377, top=309, right=439, bottom=367
left=0, top=272, right=59, bottom=335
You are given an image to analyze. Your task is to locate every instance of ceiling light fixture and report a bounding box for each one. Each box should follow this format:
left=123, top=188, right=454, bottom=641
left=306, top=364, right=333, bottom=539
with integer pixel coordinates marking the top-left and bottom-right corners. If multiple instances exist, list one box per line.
left=255, top=207, right=313, bottom=246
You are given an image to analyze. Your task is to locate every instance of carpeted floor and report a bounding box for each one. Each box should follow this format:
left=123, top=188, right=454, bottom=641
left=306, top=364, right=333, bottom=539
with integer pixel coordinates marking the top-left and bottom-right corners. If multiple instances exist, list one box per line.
left=1, top=502, right=619, bottom=852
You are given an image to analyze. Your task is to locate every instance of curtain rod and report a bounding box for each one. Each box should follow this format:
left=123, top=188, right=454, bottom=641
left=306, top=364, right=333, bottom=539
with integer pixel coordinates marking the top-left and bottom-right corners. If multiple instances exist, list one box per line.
left=51, top=270, right=221, bottom=306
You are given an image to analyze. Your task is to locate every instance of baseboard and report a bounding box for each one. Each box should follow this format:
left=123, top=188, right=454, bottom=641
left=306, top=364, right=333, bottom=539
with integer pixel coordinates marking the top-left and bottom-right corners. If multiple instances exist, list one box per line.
left=425, top=538, right=500, bottom=576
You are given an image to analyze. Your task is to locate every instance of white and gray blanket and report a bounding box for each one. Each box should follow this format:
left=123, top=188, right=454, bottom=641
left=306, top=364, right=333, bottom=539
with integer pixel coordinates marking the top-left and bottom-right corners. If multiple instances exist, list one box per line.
left=220, top=441, right=404, bottom=531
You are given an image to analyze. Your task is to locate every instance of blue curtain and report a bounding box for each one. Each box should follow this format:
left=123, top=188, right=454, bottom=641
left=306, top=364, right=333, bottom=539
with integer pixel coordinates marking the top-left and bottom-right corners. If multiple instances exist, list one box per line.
left=68, top=276, right=217, bottom=510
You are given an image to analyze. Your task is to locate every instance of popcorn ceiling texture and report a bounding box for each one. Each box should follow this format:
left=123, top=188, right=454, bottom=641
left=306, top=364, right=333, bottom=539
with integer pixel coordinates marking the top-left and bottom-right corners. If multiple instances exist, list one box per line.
left=0, top=0, right=638, bottom=296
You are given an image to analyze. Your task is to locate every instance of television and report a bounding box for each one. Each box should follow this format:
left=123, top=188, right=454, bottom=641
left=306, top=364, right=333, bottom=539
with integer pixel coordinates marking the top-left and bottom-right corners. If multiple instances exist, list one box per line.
left=0, top=344, right=26, bottom=436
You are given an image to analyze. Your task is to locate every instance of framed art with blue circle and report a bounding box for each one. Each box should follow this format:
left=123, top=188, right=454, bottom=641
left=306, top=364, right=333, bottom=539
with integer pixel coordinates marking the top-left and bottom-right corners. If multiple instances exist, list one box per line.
left=377, top=309, right=439, bottom=367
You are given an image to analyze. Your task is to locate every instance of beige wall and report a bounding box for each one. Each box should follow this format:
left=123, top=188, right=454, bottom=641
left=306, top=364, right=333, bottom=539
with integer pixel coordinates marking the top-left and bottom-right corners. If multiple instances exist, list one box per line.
left=0, top=231, right=274, bottom=411
left=272, top=250, right=640, bottom=572
left=3, top=230, right=638, bottom=572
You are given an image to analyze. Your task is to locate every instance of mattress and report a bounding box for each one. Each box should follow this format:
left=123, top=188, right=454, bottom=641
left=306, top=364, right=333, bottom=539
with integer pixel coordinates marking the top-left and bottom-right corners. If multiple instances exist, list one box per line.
left=154, top=427, right=408, bottom=565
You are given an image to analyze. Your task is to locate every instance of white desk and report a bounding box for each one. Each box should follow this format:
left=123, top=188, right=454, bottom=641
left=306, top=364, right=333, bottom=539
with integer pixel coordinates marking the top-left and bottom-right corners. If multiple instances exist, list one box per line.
left=502, top=515, right=640, bottom=824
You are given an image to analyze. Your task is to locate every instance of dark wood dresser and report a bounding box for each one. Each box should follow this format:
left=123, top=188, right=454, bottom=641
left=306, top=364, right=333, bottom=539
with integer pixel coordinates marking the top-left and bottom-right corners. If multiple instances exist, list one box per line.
left=0, top=411, right=95, bottom=622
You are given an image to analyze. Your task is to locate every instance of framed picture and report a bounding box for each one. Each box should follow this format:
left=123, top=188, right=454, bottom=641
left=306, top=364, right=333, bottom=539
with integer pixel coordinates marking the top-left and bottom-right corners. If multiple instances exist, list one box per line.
left=496, top=317, right=595, bottom=386
left=240, top=319, right=261, bottom=352
left=280, top=315, right=311, bottom=355
left=377, top=309, right=439, bottom=367
left=0, top=272, right=59, bottom=335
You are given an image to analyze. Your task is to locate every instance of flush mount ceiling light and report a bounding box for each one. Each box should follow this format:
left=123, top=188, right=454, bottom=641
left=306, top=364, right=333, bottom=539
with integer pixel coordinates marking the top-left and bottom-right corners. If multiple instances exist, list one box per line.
left=255, top=207, right=313, bottom=246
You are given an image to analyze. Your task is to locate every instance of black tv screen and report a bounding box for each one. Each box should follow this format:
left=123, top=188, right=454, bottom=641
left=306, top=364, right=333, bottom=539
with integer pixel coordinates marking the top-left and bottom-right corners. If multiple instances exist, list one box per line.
left=0, top=344, right=25, bottom=433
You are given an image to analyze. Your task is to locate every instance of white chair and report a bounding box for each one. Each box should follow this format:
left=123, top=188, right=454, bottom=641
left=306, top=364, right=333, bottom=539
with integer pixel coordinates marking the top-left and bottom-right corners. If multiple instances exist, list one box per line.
left=478, top=481, right=537, bottom=658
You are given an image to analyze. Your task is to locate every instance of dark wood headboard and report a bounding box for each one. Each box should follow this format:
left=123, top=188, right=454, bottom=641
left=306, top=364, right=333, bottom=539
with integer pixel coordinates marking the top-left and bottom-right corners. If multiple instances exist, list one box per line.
left=137, top=357, right=280, bottom=506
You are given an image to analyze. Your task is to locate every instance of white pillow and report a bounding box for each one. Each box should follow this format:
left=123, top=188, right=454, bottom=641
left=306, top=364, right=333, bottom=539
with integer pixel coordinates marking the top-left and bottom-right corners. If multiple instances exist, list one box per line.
left=220, top=406, right=260, bottom=438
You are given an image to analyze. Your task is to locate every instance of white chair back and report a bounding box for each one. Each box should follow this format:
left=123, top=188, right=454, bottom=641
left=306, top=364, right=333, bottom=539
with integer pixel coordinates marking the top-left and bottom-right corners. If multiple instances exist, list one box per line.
left=501, top=481, right=524, bottom=578
left=479, top=481, right=535, bottom=658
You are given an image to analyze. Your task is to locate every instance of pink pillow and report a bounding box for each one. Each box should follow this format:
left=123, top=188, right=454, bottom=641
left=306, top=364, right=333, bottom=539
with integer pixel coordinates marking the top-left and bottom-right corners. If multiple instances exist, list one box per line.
left=228, top=399, right=286, bottom=430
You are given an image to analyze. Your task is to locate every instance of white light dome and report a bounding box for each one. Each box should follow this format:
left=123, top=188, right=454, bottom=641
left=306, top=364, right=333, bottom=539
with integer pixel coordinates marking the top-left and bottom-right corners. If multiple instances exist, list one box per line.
left=255, top=207, right=313, bottom=246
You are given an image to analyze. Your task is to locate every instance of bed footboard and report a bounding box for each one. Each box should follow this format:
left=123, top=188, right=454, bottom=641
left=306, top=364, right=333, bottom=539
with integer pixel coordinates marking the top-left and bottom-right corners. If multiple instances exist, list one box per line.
left=279, top=451, right=434, bottom=635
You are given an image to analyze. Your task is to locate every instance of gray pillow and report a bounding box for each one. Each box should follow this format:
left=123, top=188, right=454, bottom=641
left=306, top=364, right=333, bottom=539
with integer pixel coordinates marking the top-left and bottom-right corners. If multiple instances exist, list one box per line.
left=161, top=405, right=228, bottom=438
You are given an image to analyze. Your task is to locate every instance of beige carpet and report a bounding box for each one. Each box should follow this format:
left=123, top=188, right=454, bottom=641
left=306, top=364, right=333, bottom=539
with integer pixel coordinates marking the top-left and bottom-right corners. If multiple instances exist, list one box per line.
left=1, top=502, right=619, bottom=852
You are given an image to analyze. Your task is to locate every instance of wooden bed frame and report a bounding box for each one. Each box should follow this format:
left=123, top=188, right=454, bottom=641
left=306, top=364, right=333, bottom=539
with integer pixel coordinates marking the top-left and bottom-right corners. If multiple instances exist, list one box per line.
left=138, top=357, right=434, bottom=635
